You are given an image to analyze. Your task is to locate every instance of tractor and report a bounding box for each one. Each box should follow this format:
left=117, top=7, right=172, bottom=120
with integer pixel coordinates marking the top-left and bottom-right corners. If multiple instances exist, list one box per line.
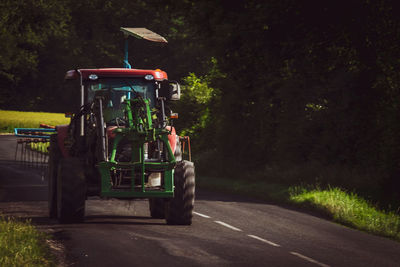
left=47, top=28, right=195, bottom=225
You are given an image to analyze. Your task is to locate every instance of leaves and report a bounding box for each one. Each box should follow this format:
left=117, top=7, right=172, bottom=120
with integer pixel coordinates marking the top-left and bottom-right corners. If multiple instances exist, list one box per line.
left=0, top=0, right=70, bottom=76
left=1, top=0, right=400, bottom=204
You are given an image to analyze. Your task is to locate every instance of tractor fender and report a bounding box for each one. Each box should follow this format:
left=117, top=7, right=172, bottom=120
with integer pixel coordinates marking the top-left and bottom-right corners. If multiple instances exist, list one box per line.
left=166, top=126, right=177, bottom=154
left=56, top=125, right=70, bottom=158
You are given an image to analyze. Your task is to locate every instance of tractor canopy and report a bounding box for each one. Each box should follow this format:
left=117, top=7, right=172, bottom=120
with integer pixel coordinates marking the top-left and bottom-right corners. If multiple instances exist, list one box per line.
left=65, top=68, right=168, bottom=81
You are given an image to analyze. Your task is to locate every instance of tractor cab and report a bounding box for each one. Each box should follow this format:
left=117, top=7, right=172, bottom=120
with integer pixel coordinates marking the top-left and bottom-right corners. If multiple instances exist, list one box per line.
left=65, top=68, right=181, bottom=133
left=64, top=68, right=178, bottom=126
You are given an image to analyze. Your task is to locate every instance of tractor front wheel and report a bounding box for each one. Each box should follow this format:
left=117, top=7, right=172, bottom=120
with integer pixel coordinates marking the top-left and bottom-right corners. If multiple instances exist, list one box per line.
left=57, top=157, right=86, bottom=223
left=165, top=160, right=195, bottom=225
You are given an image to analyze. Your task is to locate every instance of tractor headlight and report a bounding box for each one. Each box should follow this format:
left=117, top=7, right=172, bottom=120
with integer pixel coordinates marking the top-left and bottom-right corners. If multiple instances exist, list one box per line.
left=89, top=74, right=98, bottom=80
left=144, top=74, right=154, bottom=80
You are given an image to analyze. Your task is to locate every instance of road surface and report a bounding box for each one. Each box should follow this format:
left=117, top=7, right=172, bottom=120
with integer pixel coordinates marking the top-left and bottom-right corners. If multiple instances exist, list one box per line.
left=0, top=135, right=399, bottom=266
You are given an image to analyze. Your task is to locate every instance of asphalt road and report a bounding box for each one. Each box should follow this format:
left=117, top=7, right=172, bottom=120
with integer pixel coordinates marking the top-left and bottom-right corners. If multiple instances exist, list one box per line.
left=0, top=135, right=399, bottom=266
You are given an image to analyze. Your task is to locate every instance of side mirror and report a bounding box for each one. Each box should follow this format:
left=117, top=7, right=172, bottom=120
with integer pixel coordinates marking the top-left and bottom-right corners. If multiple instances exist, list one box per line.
left=169, top=81, right=180, bottom=101
left=159, top=80, right=181, bottom=101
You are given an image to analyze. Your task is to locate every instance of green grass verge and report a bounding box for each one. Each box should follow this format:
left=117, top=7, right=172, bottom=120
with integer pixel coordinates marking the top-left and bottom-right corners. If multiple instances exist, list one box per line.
left=0, top=216, right=54, bottom=266
left=289, top=187, right=400, bottom=240
left=197, top=175, right=400, bottom=241
left=0, top=110, right=70, bottom=133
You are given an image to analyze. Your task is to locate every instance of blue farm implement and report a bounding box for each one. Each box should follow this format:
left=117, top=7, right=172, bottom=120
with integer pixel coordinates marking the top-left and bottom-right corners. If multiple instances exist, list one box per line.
left=14, top=127, right=55, bottom=169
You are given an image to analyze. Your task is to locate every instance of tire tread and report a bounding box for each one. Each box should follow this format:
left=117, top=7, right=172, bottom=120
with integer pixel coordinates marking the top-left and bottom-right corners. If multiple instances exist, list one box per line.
left=57, top=157, right=86, bottom=223
left=165, top=160, right=195, bottom=225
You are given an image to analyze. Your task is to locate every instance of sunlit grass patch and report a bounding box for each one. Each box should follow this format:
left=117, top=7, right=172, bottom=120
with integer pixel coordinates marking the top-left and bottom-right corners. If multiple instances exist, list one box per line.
left=0, top=216, right=53, bottom=266
left=289, top=186, right=400, bottom=240
left=0, top=110, right=69, bottom=133
left=198, top=171, right=400, bottom=241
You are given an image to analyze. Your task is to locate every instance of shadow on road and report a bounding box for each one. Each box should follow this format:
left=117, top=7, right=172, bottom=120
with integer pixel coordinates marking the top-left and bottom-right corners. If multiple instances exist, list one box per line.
left=195, top=189, right=271, bottom=204
left=85, top=215, right=166, bottom=226
left=0, top=159, right=47, bottom=202
left=9, top=215, right=166, bottom=227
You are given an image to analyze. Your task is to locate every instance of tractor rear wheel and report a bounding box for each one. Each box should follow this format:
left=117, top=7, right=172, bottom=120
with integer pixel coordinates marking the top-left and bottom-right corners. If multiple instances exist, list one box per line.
left=165, top=160, right=195, bottom=225
left=57, top=157, right=86, bottom=223
left=149, top=198, right=165, bottom=219
left=47, top=134, right=60, bottom=218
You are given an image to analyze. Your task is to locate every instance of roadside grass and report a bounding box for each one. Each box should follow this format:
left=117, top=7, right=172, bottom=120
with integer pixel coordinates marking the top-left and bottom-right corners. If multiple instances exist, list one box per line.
left=195, top=149, right=400, bottom=242
left=0, top=216, right=54, bottom=266
left=0, top=110, right=69, bottom=133
left=289, top=187, right=400, bottom=240
left=198, top=175, right=400, bottom=241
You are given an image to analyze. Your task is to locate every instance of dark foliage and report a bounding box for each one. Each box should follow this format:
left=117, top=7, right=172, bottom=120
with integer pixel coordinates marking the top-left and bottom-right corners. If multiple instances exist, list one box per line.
left=1, top=0, right=399, bottom=205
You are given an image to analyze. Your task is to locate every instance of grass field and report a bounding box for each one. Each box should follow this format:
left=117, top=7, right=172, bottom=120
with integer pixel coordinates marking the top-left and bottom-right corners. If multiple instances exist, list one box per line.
left=0, top=216, right=53, bottom=266
left=0, top=110, right=70, bottom=133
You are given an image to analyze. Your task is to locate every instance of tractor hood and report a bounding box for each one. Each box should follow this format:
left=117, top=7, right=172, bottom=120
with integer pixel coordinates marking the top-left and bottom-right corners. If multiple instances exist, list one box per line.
left=65, top=68, right=168, bottom=81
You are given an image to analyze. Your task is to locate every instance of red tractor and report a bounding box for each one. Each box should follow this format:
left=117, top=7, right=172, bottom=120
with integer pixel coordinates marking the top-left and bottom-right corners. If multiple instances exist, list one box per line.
left=47, top=28, right=195, bottom=224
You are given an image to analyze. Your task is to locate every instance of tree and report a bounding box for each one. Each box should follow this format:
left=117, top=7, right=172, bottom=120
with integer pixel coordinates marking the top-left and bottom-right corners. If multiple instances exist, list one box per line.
left=0, top=0, right=70, bottom=109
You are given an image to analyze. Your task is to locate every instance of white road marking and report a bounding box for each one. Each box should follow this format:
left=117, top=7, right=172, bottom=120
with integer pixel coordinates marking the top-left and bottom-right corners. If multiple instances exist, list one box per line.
left=290, top=252, right=330, bottom=267
left=247, top=234, right=281, bottom=247
left=214, top=221, right=242, bottom=231
left=194, top=211, right=330, bottom=267
left=193, top=211, right=211, bottom=218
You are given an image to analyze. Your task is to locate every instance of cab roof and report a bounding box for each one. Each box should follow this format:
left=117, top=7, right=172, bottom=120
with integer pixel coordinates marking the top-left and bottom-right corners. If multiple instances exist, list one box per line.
left=65, top=68, right=168, bottom=81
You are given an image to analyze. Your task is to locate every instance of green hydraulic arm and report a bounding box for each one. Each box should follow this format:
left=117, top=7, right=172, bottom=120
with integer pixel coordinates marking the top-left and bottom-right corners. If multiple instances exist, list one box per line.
left=97, top=97, right=176, bottom=198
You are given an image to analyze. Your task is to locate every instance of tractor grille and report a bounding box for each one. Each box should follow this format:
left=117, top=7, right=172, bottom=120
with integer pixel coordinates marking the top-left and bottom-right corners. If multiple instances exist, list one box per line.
left=110, top=168, right=164, bottom=191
